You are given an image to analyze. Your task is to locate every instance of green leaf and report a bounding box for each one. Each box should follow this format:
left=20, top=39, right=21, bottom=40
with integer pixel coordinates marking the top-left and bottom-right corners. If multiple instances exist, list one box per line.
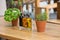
left=36, top=12, right=47, bottom=21
left=18, top=0, right=22, bottom=6
left=11, top=0, right=14, bottom=5
left=4, top=8, right=21, bottom=22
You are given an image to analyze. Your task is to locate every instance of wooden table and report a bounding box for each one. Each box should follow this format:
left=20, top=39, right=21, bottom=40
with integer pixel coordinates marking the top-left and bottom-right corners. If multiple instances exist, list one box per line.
left=0, top=17, right=60, bottom=40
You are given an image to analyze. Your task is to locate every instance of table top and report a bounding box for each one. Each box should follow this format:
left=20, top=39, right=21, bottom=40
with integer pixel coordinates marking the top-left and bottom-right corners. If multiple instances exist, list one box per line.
left=0, top=17, right=60, bottom=40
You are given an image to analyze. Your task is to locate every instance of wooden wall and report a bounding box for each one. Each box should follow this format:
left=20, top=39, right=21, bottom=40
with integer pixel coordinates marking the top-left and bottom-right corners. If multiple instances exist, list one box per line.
left=57, top=2, right=60, bottom=19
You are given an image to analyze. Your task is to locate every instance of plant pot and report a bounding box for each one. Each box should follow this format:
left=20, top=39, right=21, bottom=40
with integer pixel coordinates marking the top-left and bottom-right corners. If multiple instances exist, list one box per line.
left=12, top=19, right=18, bottom=26
left=36, top=21, right=46, bottom=32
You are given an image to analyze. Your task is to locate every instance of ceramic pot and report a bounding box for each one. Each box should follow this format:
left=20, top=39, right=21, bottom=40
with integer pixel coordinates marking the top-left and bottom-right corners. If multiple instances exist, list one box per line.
left=12, top=19, right=18, bottom=26
left=36, top=21, right=46, bottom=32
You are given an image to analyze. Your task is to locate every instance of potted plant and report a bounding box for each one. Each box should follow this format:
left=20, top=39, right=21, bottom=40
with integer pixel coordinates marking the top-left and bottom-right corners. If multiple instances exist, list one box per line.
left=4, top=8, right=21, bottom=26
left=11, top=0, right=22, bottom=9
left=36, top=12, right=47, bottom=32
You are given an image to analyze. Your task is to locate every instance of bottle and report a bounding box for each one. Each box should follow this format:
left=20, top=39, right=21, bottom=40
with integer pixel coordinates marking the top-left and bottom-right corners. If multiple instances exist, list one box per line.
left=22, top=14, right=27, bottom=27
left=26, top=14, right=32, bottom=30
left=19, top=13, right=23, bottom=26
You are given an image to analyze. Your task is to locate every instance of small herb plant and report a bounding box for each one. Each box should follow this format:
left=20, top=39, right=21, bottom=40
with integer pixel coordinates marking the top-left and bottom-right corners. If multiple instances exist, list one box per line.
left=36, top=12, right=47, bottom=21
left=11, top=0, right=22, bottom=8
left=4, top=8, right=21, bottom=22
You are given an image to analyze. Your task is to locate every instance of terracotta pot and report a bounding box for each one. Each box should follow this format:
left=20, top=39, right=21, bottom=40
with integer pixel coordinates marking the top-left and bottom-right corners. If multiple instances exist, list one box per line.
left=36, top=21, right=46, bottom=32
left=12, top=19, right=18, bottom=26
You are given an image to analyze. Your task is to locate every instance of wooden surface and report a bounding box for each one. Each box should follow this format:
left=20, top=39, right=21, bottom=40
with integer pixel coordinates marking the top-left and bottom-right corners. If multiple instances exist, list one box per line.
left=57, top=2, right=60, bottom=19
left=35, top=0, right=41, bottom=18
left=38, top=3, right=57, bottom=9
left=47, top=19, right=60, bottom=24
left=0, top=17, right=60, bottom=40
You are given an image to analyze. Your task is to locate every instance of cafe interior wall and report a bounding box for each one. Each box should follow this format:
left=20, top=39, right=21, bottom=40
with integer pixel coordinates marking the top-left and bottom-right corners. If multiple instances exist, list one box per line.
left=0, top=0, right=6, bottom=16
